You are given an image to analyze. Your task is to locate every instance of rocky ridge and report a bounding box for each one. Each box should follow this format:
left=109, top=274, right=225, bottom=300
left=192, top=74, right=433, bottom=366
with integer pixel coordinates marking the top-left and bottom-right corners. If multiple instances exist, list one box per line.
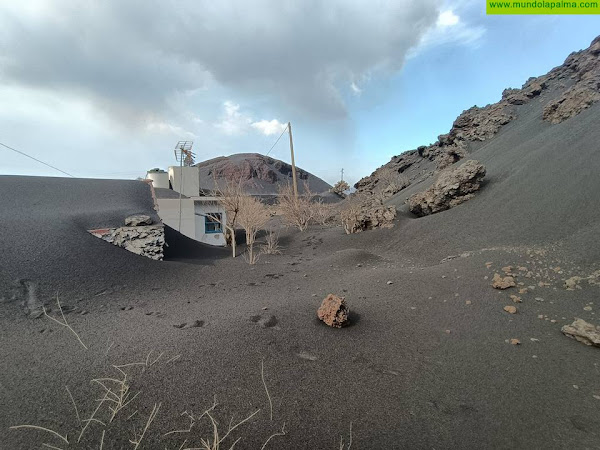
left=355, top=35, right=600, bottom=197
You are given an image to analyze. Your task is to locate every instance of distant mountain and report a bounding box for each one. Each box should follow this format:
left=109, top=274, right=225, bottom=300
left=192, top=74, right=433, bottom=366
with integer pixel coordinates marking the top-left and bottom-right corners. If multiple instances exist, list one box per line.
left=195, top=153, right=332, bottom=195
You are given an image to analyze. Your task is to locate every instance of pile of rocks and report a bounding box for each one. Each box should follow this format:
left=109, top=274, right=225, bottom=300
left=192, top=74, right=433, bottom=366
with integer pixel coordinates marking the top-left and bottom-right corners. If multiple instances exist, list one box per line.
left=89, top=215, right=164, bottom=261
left=407, top=160, right=486, bottom=217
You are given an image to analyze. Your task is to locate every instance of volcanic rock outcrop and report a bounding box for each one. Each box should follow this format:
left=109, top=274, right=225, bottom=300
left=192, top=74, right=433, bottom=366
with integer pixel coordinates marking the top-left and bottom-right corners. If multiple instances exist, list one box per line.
left=408, top=160, right=486, bottom=217
left=355, top=35, right=600, bottom=198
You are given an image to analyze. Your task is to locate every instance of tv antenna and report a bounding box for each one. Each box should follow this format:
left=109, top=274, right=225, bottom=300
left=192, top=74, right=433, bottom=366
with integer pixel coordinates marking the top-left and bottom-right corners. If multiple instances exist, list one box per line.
left=173, top=141, right=195, bottom=232
left=174, top=141, right=195, bottom=167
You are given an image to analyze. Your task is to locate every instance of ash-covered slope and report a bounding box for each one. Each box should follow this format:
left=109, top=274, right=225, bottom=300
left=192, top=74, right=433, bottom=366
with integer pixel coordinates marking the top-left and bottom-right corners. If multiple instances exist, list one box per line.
left=351, top=35, right=600, bottom=265
left=356, top=35, right=600, bottom=195
left=196, top=152, right=332, bottom=195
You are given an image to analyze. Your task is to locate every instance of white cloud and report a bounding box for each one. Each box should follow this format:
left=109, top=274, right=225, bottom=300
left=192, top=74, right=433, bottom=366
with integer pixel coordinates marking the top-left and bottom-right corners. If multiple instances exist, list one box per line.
left=350, top=82, right=362, bottom=95
left=146, top=121, right=197, bottom=138
left=214, top=101, right=252, bottom=135
left=408, top=7, right=485, bottom=57
left=437, top=10, right=460, bottom=27
left=251, top=119, right=287, bottom=136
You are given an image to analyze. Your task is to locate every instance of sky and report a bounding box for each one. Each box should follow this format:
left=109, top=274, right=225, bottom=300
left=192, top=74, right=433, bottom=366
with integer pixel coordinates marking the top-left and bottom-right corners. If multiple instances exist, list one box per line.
left=1, top=1, right=599, bottom=187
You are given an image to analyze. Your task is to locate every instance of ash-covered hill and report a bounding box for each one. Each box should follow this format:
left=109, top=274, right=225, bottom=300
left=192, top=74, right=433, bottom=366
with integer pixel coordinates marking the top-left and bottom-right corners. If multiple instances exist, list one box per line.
left=353, top=35, right=600, bottom=265
left=195, top=152, right=332, bottom=195
left=356, top=35, right=600, bottom=198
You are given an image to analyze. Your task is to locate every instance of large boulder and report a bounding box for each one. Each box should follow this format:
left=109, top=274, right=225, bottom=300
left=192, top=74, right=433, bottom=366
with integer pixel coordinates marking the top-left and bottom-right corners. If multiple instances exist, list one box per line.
left=317, top=294, right=350, bottom=328
left=562, top=319, right=600, bottom=347
left=408, top=160, right=486, bottom=217
left=341, top=200, right=396, bottom=234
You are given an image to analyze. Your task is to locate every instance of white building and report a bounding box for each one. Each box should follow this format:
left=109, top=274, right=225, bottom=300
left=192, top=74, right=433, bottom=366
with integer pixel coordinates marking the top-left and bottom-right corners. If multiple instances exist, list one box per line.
left=147, top=167, right=227, bottom=246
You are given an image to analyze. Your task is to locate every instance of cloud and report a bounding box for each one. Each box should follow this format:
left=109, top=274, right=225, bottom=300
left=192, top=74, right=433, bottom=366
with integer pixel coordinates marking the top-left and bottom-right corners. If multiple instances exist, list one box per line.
left=251, top=119, right=287, bottom=136
left=409, top=7, right=485, bottom=57
left=214, top=101, right=252, bottom=135
left=0, top=0, right=440, bottom=123
left=437, top=10, right=460, bottom=27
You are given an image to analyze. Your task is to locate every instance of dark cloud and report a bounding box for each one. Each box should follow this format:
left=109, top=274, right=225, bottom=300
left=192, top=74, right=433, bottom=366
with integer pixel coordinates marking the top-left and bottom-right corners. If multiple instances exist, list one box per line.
left=0, top=0, right=439, bottom=121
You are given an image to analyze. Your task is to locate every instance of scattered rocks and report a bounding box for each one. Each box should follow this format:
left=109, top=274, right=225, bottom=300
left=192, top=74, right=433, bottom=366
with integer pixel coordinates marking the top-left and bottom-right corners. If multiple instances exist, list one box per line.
left=561, top=319, right=600, bottom=347
left=492, top=273, right=516, bottom=290
left=317, top=294, right=350, bottom=328
left=504, top=305, right=518, bottom=314
left=408, top=160, right=486, bottom=217
left=565, top=276, right=583, bottom=290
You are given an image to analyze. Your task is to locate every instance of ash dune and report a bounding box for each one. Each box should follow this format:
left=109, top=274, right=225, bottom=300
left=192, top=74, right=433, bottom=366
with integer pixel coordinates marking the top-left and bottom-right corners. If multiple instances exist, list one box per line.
left=1, top=37, right=600, bottom=449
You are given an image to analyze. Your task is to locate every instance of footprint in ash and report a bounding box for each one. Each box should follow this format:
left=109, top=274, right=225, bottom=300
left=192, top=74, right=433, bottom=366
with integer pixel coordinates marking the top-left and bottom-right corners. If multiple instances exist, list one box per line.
left=173, top=320, right=205, bottom=329
left=250, top=314, right=279, bottom=329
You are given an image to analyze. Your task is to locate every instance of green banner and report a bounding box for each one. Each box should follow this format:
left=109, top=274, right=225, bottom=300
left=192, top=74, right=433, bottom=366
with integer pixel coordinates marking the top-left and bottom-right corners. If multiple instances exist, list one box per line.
left=487, top=0, right=600, bottom=14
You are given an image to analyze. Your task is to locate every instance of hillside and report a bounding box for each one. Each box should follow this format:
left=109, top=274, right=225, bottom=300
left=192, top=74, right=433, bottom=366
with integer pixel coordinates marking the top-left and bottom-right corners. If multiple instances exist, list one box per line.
left=195, top=152, right=332, bottom=195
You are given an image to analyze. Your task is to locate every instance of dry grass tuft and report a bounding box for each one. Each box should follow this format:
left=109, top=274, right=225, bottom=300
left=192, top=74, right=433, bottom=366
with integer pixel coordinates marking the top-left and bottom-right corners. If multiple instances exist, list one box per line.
left=43, top=294, right=87, bottom=349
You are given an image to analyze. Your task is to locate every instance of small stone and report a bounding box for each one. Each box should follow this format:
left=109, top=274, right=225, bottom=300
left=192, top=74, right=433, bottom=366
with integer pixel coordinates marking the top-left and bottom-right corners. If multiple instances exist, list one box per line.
left=550, top=319, right=557, bottom=323
left=530, top=338, right=540, bottom=342
left=510, top=295, right=522, bottom=303
left=584, top=306, right=592, bottom=311
left=573, top=385, right=579, bottom=390
left=509, top=338, right=521, bottom=345
left=445, top=330, right=451, bottom=334
left=465, top=300, right=472, bottom=305
left=593, top=395, right=600, bottom=400
left=519, top=288, right=528, bottom=294
left=387, top=281, right=393, bottom=285
left=441, top=275, right=447, bottom=279
left=538, top=315, right=544, bottom=319
left=504, top=305, right=517, bottom=314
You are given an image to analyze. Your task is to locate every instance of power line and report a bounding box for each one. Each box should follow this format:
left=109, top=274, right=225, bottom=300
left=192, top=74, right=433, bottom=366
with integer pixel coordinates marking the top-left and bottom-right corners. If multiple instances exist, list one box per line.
left=0, top=142, right=75, bottom=178
left=265, top=124, right=289, bottom=157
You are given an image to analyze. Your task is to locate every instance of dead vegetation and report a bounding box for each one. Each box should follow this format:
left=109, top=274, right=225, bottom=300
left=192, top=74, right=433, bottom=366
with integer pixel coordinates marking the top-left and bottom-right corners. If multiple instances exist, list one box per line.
left=277, top=182, right=315, bottom=231
left=261, top=230, right=282, bottom=255
left=237, top=195, right=269, bottom=264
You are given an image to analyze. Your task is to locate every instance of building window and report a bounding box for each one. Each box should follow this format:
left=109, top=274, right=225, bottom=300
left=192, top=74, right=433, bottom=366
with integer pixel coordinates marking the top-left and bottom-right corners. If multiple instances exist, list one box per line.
left=205, top=213, right=223, bottom=234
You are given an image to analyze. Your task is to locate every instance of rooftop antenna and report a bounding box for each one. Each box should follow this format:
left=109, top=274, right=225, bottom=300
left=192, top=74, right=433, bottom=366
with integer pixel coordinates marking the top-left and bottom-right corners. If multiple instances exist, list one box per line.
left=173, top=141, right=195, bottom=231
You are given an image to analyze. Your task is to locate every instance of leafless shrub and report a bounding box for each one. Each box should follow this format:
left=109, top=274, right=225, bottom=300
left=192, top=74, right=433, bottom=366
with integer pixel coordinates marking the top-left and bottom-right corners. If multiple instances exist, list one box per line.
left=314, top=200, right=336, bottom=225
left=237, top=195, right=269, bottom=264
left=340, top=195, right=365, bottom=235
left=277, top=182, right=314, bottom=231
left=261, top=231, right=282, bottom=255
left=332, top=180, right=350, bottom=198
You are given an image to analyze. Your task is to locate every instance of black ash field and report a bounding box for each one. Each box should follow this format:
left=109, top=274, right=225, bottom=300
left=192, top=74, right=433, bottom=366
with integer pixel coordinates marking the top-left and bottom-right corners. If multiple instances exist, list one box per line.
left=1, top=38, right=600, bottom=450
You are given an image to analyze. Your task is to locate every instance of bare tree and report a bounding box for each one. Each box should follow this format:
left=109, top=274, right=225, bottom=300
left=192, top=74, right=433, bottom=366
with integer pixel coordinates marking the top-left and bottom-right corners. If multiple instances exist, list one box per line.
left=237, top=195, right=269, bottom=264
left=211, top=175, right=248, bottom=256
left=277, top=182, right=315, bottom=231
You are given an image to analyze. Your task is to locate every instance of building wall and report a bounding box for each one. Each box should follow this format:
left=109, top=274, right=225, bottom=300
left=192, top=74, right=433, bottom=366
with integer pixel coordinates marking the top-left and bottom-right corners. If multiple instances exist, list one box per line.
left=155, top=198, right=196, bottom=240
left=194, top=201, right=227, bottom=246
left=168, top=166, right=200, bottom=197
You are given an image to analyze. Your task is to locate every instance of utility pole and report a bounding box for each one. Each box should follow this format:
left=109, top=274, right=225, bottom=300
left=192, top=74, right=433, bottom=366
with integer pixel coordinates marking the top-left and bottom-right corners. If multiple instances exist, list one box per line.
left=341, top=168, right=344, bottom=182
left=288, top=121, right=298, bottom=199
